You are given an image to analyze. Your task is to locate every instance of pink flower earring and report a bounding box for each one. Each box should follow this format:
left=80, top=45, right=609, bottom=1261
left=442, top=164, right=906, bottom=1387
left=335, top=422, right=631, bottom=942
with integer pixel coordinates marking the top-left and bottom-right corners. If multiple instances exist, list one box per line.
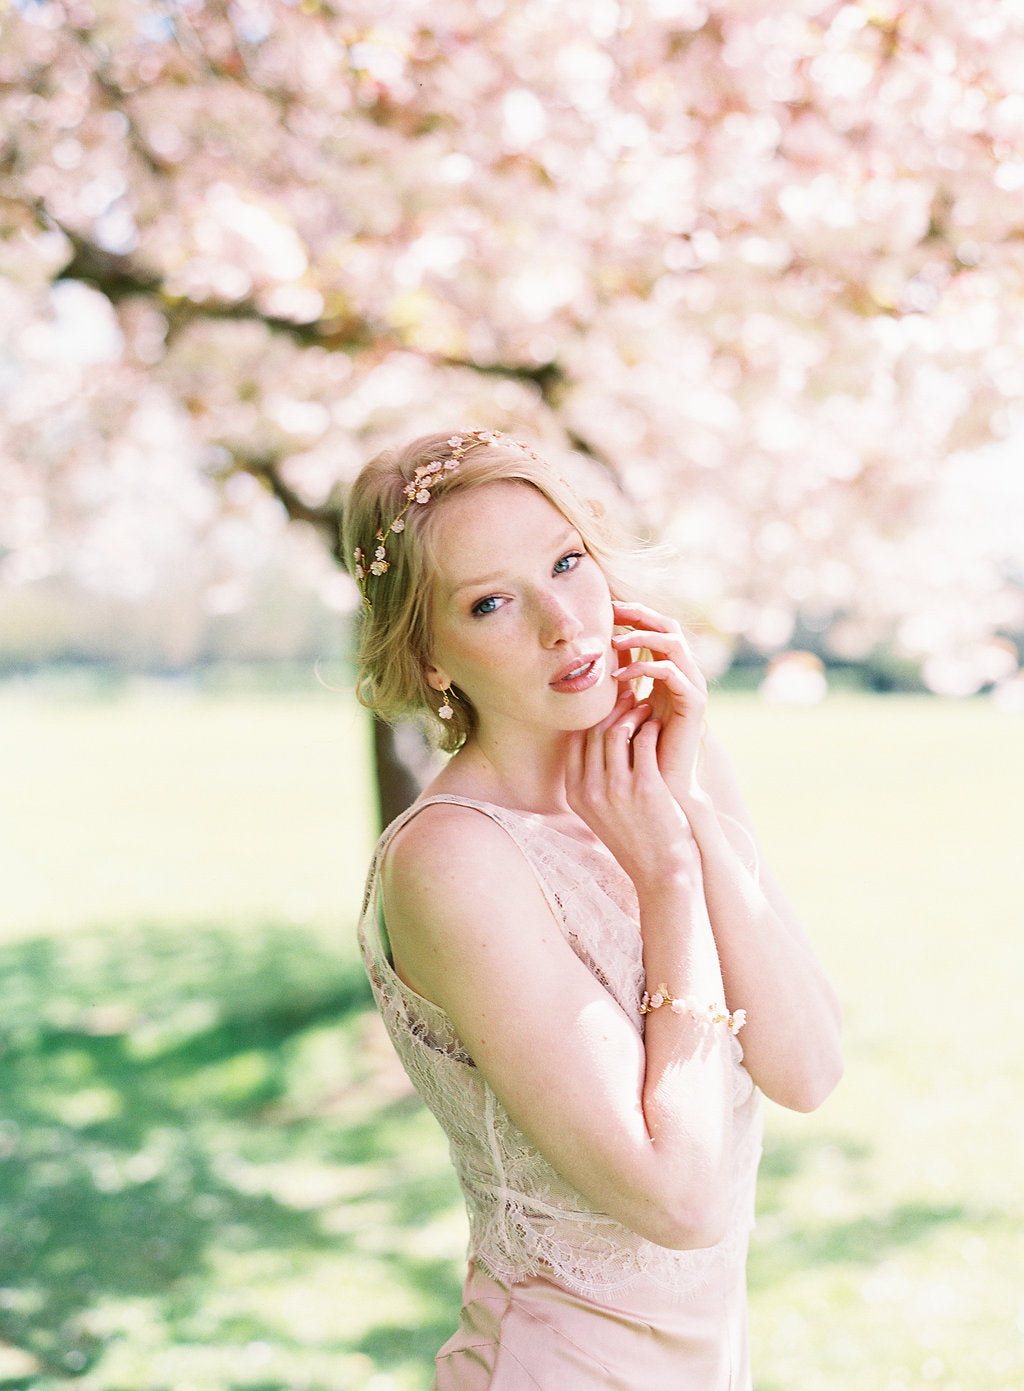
left=438, top=687, right=457, bottom=721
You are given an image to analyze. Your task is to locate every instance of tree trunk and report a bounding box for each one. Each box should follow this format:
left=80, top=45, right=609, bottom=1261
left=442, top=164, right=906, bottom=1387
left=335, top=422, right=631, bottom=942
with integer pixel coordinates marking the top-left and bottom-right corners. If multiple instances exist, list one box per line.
left=372, top=717, right=436, bottom=830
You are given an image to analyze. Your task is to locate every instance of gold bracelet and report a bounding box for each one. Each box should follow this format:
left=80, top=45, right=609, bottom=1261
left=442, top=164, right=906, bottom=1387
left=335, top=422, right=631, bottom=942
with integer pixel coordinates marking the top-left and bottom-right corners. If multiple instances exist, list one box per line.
left=639, top=984, right=746, bottom=1034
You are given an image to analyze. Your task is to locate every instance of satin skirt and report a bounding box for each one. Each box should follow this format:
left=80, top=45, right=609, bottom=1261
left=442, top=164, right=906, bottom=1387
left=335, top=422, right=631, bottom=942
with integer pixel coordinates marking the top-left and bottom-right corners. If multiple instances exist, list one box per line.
left=432, top=1259, right=751, bottom=1391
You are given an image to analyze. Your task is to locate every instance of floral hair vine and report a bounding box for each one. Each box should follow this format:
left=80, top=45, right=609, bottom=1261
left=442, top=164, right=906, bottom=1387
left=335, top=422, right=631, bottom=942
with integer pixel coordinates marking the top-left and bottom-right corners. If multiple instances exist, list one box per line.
left=354, top=430, right=503, bottom=605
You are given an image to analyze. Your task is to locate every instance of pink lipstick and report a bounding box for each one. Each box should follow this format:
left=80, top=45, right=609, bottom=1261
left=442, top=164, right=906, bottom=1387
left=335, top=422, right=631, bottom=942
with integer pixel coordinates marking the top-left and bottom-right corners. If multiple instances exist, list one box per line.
left=549, top=653, right=604, bottom=693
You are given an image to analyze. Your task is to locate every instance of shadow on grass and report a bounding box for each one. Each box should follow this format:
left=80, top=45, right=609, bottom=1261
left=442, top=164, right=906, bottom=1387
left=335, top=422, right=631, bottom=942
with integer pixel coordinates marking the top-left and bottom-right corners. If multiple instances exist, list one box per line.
left=750, top=1131, right=989, bottom=1292
left=0, top=918, right=461, bottom=1386
left=5, top=921, right=976, bottom=1389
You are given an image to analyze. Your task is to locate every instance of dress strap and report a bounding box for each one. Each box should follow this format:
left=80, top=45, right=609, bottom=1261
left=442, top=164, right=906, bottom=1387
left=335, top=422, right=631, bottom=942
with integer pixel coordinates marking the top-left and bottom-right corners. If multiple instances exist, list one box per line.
left=360, top=795, right=553, bottom=975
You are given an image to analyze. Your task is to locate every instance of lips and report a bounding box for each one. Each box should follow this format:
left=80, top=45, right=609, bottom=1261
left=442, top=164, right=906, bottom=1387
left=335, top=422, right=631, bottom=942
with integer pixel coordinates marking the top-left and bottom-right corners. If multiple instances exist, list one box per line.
left=549, top=653, right=603, bottom=692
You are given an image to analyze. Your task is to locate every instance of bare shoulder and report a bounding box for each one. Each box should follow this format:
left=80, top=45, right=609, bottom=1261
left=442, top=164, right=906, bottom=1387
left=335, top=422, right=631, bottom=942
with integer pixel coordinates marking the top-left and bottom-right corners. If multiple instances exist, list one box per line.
left=384, top=801, right=544, bottom=928
left=388, top=799, right=521, bottom=877
left=381, top=801, right=559, bottom=1007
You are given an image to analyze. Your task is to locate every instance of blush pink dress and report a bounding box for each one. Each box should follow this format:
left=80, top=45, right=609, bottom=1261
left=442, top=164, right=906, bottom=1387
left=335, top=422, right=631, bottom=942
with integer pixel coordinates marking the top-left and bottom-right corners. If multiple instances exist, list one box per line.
left=358, top=795, right=763, bottom=1391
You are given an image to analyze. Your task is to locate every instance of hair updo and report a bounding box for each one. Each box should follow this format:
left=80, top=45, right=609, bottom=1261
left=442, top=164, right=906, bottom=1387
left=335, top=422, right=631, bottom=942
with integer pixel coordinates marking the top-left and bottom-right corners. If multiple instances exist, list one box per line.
left=343, top=431, right=641, bottom=754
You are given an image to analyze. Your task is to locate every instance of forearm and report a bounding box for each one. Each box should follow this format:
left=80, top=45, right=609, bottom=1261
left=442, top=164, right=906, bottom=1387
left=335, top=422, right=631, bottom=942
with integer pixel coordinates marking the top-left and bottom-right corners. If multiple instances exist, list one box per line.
left=599, top=608, right=842, bottom=1112
left=628, top=857, right=739, bottom=1242
left=563, top=695, right=758, bottom=1240
left=681, top=795, right=843, bottom=1111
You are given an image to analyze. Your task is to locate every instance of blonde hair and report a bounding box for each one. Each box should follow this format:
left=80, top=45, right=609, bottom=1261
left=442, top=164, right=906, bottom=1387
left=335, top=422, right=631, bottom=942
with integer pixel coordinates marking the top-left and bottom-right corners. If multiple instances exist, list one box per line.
left=343, top=431, right=650, bottom=754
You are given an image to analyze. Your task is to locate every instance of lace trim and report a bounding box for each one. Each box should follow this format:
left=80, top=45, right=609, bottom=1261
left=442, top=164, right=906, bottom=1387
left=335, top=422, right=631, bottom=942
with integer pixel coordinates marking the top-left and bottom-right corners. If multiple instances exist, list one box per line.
left=358, top=793, right=762, bottom=1303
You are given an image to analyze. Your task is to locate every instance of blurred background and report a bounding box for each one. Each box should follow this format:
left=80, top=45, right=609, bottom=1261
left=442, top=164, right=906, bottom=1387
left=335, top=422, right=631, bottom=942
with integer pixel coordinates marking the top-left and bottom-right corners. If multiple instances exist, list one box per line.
left=1, top=2, right=1022, bottom=1388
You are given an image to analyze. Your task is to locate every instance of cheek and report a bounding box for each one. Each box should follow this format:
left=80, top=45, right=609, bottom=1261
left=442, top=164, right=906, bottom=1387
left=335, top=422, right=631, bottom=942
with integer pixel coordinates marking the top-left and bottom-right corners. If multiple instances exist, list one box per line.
left=444, top=632, right=518, bottom=692
left=587, top=572, right=615, bottom=630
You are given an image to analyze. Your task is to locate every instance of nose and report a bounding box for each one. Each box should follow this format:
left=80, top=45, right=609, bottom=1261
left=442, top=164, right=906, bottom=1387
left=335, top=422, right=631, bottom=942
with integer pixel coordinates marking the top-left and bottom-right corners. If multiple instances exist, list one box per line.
left=537, top=588, right=583, bottom=648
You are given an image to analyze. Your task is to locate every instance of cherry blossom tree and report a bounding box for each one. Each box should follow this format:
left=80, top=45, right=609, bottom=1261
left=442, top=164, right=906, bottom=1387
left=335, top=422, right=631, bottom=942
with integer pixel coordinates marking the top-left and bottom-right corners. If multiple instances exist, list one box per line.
left=2, top=0, right=1023, bottom=780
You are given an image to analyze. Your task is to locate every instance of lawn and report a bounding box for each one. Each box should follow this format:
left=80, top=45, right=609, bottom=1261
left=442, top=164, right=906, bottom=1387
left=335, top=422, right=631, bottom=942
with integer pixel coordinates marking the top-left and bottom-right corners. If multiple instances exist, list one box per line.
left=0, top=680, right=1020, bottom=1391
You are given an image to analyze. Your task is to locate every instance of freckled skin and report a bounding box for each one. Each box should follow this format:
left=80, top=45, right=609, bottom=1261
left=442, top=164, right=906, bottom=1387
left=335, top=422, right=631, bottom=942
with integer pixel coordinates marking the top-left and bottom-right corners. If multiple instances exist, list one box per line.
left=423, top=482, right=620, bottom=756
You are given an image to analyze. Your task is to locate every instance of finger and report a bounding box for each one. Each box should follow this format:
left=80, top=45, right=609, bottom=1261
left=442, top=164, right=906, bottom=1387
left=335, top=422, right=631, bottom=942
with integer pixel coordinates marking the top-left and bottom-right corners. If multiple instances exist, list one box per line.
left=611, top=600, right=681, bottom=634
left=612, top=636, right=637, bottom=674
left=611, top=628, right=688, bottom=655
left=615, top=660, right=706, bottom=717
left=605, top=698, right=651, bottom=736
left=579, top=704, right=613, bottom=796
left=614, top=658, right=691, bottom=693
left=612, top=634, right=700, bottom=689
left=610, top=603, right=677, bottom=666
left=598, top=696, right=650, bottom=746
left=629, top=716, right=662, bottom=779
left=627, top=700, right=653, bottom=731
left=591, top=685, right=636, bottom=736
left=611, top=613, right=705, bottom=690
left=596, top=703, right=651, bottom=794
left=611, top=628, right=705, bottom=685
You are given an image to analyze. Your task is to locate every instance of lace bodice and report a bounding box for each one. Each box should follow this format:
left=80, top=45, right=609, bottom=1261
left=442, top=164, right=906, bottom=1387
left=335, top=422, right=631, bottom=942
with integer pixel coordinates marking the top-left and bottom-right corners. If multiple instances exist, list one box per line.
left=357, top=794, right=763, bottom=1302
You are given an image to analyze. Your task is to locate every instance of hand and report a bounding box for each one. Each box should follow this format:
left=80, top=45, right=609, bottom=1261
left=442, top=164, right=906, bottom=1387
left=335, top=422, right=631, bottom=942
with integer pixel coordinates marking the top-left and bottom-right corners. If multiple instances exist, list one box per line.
left=610, top=600, right=709, bottom=808
left=565, top=687, right=698, bottom=891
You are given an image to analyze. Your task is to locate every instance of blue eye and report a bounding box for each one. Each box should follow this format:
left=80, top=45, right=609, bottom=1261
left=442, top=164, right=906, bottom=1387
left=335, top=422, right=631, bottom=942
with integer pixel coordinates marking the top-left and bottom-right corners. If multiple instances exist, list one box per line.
left=554, top=551, right=583, bottom=574
left=472, top=595, right=500, bottom=616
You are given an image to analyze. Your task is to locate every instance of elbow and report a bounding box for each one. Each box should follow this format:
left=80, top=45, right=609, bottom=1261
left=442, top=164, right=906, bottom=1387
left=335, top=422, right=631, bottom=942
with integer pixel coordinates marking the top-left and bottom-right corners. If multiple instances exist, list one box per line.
left=666, top=1215, right=729, bottom=1252
left=658, top=1207, right=729, bottom=1252
left=774, top=1047, right=844, bottom=1114
left=647, top=1181, right=732, bottom=1251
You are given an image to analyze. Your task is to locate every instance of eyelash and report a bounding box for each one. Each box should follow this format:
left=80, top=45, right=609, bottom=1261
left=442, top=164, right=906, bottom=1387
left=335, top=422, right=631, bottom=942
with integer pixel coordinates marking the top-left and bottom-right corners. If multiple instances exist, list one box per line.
left=471, top=551, right=584, bottom=617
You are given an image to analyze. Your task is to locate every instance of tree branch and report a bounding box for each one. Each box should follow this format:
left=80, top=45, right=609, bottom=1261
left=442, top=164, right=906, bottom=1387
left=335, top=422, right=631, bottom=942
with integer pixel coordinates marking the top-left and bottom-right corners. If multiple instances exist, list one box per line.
left=223, top=450, right=346, bottom=565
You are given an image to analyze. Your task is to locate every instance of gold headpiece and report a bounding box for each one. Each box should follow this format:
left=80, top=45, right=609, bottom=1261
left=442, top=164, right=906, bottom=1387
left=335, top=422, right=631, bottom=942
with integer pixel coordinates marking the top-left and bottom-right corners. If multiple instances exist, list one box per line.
left=353, top=430, right=503, bottom=605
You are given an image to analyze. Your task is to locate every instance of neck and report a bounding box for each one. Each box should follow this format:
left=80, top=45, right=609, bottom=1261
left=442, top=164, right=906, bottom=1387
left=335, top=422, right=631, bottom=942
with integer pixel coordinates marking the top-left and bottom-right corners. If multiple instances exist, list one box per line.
left=438, top=725, right=575, bottom=816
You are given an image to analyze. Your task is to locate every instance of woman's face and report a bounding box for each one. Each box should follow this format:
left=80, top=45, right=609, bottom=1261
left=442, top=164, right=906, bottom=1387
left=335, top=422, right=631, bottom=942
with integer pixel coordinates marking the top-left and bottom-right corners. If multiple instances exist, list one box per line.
left=424, top=481, right=619, bottom=744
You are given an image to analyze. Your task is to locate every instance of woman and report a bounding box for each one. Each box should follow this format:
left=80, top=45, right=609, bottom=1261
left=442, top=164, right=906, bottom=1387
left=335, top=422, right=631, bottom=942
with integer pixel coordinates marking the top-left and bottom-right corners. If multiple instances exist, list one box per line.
left=347, top=429, right=842, bottom=1390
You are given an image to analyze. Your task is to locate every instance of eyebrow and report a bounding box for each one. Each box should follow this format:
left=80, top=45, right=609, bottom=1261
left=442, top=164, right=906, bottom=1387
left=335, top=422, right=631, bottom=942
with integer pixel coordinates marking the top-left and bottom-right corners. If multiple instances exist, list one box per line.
left=449, top=523, right=582, bottom=596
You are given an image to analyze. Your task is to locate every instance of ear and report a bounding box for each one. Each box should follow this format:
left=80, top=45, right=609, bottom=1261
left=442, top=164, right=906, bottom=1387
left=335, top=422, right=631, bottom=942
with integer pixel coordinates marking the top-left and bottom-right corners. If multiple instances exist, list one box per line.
left=423, top=660, right=449, bottom=693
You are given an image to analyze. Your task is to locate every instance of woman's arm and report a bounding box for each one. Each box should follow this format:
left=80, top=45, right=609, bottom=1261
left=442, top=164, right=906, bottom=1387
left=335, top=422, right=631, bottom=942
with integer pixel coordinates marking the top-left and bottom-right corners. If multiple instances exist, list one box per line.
left=680, top=733, right=843, bottom=1111
left=383, top=706, right=742, bottom=1251
left=610, top=602, right=843, bottom=1113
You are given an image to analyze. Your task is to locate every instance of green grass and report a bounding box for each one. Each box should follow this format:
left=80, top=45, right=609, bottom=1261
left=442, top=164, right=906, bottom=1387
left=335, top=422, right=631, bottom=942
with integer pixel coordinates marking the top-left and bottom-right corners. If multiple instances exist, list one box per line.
left=0, top=684, right=1020, bottom=1390
left=714, top=695, right=1024, bottom=1391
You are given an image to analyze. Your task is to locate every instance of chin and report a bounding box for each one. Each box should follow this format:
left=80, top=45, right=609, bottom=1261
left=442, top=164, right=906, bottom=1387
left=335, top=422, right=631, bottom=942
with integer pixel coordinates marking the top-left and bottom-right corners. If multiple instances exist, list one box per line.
left=577, top=673, right=619, bottom=728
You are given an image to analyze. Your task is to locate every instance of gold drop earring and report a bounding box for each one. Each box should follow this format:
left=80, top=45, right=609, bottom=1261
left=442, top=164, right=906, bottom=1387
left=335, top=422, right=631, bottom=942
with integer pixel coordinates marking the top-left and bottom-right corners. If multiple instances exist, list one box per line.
left=438, top=687, right=457, bottom=721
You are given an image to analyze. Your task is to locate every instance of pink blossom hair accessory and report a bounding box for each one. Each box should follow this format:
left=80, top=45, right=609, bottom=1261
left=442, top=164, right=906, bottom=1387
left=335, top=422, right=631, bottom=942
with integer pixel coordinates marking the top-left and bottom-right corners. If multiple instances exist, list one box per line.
left=640, top=983, right=746, bottom=1034
left=353, top=429, right=503, bottom=605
